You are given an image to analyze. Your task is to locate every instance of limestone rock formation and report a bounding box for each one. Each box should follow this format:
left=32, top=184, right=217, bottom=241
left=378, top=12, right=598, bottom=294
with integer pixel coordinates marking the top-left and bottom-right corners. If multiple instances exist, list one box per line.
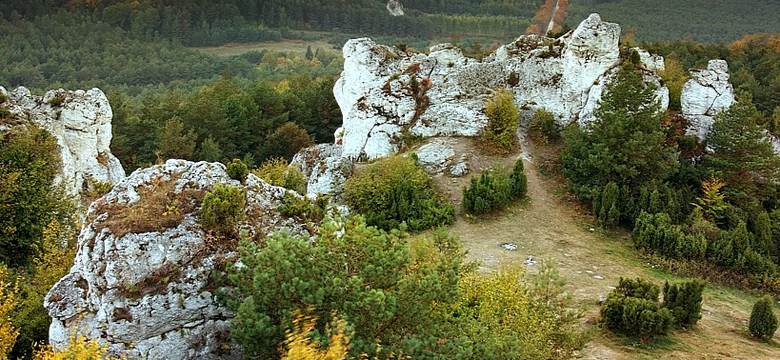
left=387, top=0, right=404, bottom=16
left=0, top=86, right=125, bottom=197
left=291, top=143, right=353, bottom=200
left=334, top=14, right=669, bottom=160
left=681, top=60, right=736, bottom=140
left=44, top=160, right=316, bottom=359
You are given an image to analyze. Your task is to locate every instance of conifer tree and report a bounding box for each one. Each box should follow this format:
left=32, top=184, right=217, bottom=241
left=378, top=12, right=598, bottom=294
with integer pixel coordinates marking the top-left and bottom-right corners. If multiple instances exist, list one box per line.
left=749, top=295, right=778, bottom=340
left=561, top=65, right=677, bottom=199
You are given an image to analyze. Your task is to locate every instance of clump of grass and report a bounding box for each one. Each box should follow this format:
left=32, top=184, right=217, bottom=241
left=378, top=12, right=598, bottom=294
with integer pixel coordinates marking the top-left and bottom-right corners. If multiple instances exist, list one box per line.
left=93, top=176, right=202, bottom=239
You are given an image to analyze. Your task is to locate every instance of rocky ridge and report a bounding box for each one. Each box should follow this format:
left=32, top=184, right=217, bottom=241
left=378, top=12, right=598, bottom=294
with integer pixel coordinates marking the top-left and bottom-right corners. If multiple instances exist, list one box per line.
left=0, top=86, right=125, bottom=197
left=334, top=14, right=670, bottom=160
left=44, top=160, right=317, bottom=359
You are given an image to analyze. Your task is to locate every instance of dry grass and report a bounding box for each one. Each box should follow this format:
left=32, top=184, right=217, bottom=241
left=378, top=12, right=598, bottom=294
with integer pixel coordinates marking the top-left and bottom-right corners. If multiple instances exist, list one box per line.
left=93, top=176, right=204, bottom=239
left=439, top=134, right=780, bottom=359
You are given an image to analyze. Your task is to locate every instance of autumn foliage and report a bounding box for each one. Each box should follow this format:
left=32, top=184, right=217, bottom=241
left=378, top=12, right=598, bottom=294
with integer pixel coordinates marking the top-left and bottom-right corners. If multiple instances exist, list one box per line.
left=525, top=0, right=569, bottom=35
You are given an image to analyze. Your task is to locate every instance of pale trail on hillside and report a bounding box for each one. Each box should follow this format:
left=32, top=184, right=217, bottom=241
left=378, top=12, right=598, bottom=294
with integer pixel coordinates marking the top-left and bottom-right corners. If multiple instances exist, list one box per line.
left=527, top=0, right=569, bottom=35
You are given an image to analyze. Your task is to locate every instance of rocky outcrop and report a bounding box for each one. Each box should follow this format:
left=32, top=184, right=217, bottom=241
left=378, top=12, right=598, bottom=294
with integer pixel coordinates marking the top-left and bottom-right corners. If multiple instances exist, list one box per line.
left=387, top=0, right=404, bottom=16
left=681, top=60, right=736, bottom=140
left=414, top=138, right=470, bottom=177
left=291, top=143, right=353, bottom=200
left=44, top=160, right=316, bottom=359
left=0, top=86, right=125, bottom=197
left=334, top=14, right=669, bottom=160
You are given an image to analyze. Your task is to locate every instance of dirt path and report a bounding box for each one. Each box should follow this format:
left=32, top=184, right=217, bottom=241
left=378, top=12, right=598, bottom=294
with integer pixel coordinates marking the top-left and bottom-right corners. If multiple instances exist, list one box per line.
left=546, top=0, right=561, bottom=35
left=443, top=132, right=780, bottom=359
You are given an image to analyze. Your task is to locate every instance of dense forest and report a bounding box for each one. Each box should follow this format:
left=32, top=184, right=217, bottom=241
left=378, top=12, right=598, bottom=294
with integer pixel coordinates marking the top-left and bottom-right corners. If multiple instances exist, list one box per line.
left=568, top=0, right=780, bottom=43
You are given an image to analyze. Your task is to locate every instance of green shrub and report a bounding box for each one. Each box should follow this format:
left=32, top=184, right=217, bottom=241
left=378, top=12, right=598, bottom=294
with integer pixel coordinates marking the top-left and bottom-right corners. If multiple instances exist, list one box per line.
left=509, top=158, right=527, bottom=199
left=749, top=295, right=778, bottom=340
left=529, top=109, right=561, bottom=144
left=0, top=92, right=7, bottom=104
left=506, top=71, right=519, bottom=87
left=48, top=95, right=64, bottom=107
left=278, top=192, right=328, bottom=223
left=200, top=183, right=246, bottom=237
left=462, top=164, right=513, bottom=215
left=226, top=158, right=249, bottom=183
left=596, top=182, right=621, bottom=228
left=600, top=277, right=674, bottom=345
left=225, top=217, right=468, bottom=358
left=482, top=88, right=519, bottom=153
left=344, top=156, right=454, bottom=232
left=0, top=125, right=75, bottom=265
left=662, top=280, right=706, bottom=327
left=252, top=157, right=306, bottom=194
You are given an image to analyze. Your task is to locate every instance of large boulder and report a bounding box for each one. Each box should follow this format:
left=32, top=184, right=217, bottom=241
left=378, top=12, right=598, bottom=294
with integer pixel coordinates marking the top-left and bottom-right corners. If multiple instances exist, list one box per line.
left=291, top=143, right=353, bottom=200
left=334, top=13, right=670, bottom=160
left=681, top=60, right=736, bottom=140
left=44, top=160, right=315, bottom=359
left=0, top=86, right=125, bottom=197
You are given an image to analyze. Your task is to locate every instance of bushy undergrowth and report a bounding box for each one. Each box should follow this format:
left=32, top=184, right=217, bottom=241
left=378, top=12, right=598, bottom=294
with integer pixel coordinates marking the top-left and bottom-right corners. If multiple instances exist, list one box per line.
left=200, top=183, right=246, bottom=237
left=252, top=158, right=307, bottom=194
left=344, top=156, right=454, bottom=232
left=529, top=109, right=561, bottom=144
left=600, top=278, right=675, bottom=345
left=482, top=89, right=519, bottom=153
left=226, top=158, right=249, bottom=184
left=225, top=217, right=585, bottom=359
left=462, top=159, right=527, bottom=215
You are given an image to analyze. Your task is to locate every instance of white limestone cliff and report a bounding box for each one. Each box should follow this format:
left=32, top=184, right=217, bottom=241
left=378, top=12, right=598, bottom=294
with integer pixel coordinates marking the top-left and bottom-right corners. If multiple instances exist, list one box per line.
left=680, top=60, right=736, bottom=140
left=334, top=14, right=670, bottom=160
left=291, top=143, right=353, bottom=200
left=0, top=86, right=125, bottom=197
left=44, top=160, right=317, bottom=359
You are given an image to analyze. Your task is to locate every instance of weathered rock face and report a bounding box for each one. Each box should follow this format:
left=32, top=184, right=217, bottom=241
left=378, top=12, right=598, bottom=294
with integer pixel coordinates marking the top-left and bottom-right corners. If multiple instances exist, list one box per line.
left=291, top=143, right=353, bottom=200
left=0, top=86, right=125, bottom=197
left=334, top=14, right=669, bottom=160
left=681, top=60, right=736, bottom=140
left=44, top=160, right=314, bottom=359
left=387, top=0, right=404, bottom=16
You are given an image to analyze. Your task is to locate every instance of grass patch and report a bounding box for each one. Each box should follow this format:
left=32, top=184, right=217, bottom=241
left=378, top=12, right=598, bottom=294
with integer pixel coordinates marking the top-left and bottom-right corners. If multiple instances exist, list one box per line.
left=93, top=175, right=203, bottom=239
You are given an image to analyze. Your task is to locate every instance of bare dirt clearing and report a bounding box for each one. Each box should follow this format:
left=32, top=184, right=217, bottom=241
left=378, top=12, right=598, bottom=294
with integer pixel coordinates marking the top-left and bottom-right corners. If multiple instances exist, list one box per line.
left=441, top=132, right=780, bottom=359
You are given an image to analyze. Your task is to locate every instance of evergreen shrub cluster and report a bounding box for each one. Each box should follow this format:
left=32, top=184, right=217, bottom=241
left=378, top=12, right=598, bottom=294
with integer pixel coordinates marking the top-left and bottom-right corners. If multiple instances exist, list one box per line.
left=225, top=159, right=249, bottom=184
left=462, top=159, right=527, bottom=215
left=252, top=158, right=307, bottom=194
left=344, top=156, right=454, bottom=232
left=601, top=277, right=705, bottom=344
left=200, top=183, right=246, bottom=237
left=482, top=89, right=519, bottom=153
left=529, top=109, right=561, bottom=144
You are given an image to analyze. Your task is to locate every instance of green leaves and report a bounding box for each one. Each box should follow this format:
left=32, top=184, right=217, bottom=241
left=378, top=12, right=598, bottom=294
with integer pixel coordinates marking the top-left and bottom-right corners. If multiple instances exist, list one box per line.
left=344, top=156, right=454, bottom=232
left=0, top=125, right=74, bottom=266
left=225, top=217, right=467, bottom=358
left=562, top=65, right=677, bottom=197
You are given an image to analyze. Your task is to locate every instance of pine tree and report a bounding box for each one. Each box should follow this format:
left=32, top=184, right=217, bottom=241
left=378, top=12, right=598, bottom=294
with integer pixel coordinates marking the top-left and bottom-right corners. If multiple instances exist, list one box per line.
left=749, top=295, right=778, bottom=340
left=561, top=65, right=677, bottom=197
left=305, top=45, right=313, bottom=60
left=662, top=280, right=706, bottom=327
left=705, top=95, right=780, bottom=208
